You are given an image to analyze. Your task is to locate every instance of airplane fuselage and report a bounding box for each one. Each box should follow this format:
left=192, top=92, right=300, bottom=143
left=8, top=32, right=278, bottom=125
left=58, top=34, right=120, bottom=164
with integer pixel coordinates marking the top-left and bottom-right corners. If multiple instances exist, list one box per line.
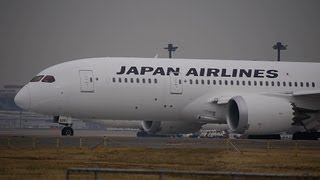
left=15, top=57, right=320, bottom=135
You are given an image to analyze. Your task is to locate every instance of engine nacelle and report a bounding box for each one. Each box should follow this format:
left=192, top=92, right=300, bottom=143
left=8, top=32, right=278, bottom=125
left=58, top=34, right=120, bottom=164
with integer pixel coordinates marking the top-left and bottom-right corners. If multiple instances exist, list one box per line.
left=142, top=120, right=203, bottom=134
left=226, top=95, right=294, bottom=135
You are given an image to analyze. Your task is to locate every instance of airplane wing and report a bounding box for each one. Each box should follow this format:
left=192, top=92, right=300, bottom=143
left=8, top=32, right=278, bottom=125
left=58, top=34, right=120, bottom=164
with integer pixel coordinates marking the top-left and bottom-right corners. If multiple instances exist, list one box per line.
left=292, top=89, right=320, bottom=97
left=211, top=89, right=320, bottom=103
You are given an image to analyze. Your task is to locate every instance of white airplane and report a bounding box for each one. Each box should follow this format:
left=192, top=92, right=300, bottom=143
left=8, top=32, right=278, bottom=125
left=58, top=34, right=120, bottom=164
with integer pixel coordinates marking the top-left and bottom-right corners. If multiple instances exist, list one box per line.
left=14, top=57, right=320, bottom=139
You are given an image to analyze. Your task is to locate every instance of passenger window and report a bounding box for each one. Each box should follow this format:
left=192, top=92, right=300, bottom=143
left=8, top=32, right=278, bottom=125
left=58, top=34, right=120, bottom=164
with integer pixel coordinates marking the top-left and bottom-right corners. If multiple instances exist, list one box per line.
left=30, top=75, right=44, bottom=82
left=260, top=81, right=263, bottom=86
left=254, top=81, right=257, bottom=86
left=42, top=75, right=55, bottom=83
left=136, top=78, right=139, bottom=83
left=201, top=79, right=204, bottom=85
left=248, top=81, right=251, bottom=86
left=142, top=78, right=145, bottom=83
left=236, top=80, right=239, bottom=86
left=289, top=82, right=292, bottom=87
left=271, top=81, right=275, bottom=86
left=148, top=78, right=152, bottom=84
left=265, top=81, right=268, bottom=86
left=306, top=82, right=309, bottom=87
left=124, top=78, right=128, bottom=83
left=230, top=80, right=234, bottom=86
left=312, top=82, right=315, bottom=87
left=213, top=80, right=216, bottom=85
left=294, top=82, right=298, bottom=87
left=207, top=80, right=210, bottom=85
left=190, top=79, right=193, bottom=84
left=118, top=78, right=122, bottom=83
left=154, top=79, right=158, bottom=84
left=277, top=81, right=280, bottom=86
left=219, top=80, right=222, bottom=85
left=300, top=82, right=304, bottom=87
left=112, top=77, right=116, bottom=83
left=130, top=78, right=134, bottom=83
left=283, top=82, right=286, bottom=87
left=225, top=80, right=228, bottom=85
left=195, top=80, right=199, bottom=84
left=242, top=81, right=245, bottom=86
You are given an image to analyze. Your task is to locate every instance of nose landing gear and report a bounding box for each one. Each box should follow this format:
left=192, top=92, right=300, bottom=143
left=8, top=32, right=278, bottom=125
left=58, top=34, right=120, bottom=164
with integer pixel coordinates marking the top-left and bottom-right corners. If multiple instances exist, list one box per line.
left=61, top=126, right=74, bottom=136
left=54, top=116, right=74, bottom=136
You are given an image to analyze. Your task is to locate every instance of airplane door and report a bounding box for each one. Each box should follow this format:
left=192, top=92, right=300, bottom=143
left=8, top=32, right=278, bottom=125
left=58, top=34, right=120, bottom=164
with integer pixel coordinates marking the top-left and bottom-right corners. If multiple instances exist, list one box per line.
left=79, top=70, right=94, bottom=93
left=169, top=72, right=183, bottom=94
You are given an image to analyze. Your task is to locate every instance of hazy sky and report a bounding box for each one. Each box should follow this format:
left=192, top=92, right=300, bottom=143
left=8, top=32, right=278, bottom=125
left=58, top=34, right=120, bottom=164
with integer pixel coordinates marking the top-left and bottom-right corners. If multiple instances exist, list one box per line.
left=1, top=0, right=320, bottom=85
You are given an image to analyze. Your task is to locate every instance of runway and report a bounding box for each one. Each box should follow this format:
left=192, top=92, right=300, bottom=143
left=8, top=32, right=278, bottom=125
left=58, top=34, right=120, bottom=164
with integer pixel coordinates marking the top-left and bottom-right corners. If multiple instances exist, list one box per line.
left=0, top=128, right=319, bottom=149
left=0, top=128, right=137, bottom=137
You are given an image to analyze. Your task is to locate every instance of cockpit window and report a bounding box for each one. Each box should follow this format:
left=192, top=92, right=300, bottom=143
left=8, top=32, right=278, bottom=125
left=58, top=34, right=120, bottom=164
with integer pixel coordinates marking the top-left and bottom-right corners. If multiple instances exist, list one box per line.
left=30, top=75, right=44, bottom=82
left=42, top=75, right=55, bottom=83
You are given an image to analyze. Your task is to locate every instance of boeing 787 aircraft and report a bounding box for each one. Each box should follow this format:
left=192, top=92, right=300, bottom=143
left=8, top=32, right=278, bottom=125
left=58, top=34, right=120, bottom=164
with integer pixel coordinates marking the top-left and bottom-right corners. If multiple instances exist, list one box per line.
left=14, top=57, right=320, bottom=139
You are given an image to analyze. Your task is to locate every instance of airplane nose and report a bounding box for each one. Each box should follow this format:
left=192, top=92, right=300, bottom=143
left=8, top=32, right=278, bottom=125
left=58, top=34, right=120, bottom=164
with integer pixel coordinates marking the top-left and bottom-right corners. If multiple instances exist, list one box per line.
left=14, top=86, right=31, bottom=110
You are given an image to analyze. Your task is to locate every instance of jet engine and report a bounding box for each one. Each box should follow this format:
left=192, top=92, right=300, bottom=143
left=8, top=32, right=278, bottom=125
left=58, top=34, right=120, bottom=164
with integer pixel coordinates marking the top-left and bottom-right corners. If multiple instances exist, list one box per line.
left=226, top=95, right=294, bottom=135
left=141, top=120, right=203, bottom=134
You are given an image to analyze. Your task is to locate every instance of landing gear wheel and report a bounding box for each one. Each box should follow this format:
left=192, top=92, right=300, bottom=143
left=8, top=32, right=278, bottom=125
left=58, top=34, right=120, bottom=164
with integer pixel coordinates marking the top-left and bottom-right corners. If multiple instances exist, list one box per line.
left=61, top=127, right=74, bottom=136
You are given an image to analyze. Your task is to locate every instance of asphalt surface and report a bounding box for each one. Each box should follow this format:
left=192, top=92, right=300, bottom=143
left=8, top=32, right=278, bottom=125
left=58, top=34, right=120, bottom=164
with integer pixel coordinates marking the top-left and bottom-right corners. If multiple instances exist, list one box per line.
left=0, top=128, right=137, bottom=137
left=0, top=129, right=319, bottom=149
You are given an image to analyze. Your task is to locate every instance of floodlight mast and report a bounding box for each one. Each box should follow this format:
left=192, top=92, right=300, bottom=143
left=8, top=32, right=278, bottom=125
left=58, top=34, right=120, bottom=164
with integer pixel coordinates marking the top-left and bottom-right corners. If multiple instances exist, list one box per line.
left=164, top=44, right=178, bottom=58
left=273, top=42, right=287, bottom=61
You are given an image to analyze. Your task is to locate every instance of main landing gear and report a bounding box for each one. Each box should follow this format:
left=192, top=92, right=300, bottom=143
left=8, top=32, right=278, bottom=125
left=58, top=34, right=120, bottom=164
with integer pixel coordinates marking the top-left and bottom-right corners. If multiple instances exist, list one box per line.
left=292, top=131, right=320, bottom=140
left=54, top=116, right=74, bottom=136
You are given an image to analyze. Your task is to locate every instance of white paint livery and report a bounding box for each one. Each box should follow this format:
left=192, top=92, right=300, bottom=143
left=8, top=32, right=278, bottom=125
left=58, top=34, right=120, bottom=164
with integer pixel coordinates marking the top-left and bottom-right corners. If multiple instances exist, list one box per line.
left=14, top=57, right=320, bottom=135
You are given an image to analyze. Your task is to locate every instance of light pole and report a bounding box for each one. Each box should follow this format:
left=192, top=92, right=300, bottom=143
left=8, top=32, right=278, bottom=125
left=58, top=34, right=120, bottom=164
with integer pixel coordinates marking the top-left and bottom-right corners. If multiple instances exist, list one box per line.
left=164, top=44, right=178, bottom=58
left=273, top=42, right=287, bottom=61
